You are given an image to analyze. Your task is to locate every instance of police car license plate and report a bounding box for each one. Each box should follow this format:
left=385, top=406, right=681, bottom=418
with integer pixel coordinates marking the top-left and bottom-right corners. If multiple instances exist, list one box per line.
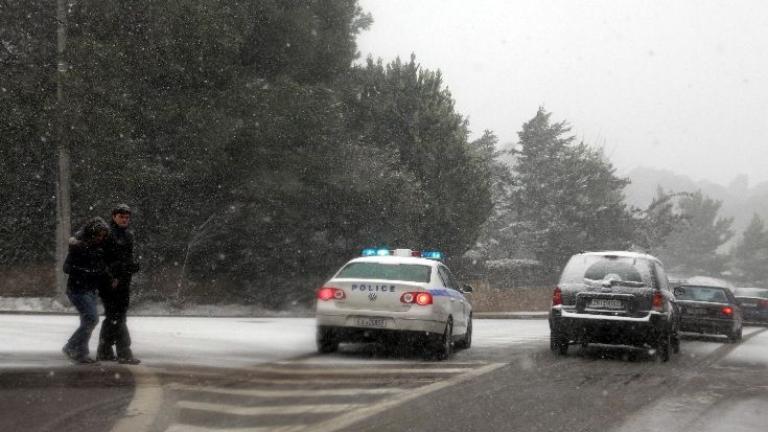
left=356, top=317, right=389, bottom=328
left=588, top=299, right=624, bottom=310
left=742, top=302, right=757, bottom=308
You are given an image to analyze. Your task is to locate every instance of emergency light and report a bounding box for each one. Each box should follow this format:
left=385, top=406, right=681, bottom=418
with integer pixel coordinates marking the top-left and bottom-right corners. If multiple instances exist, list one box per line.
left=421, top=251, right=443, bottom=260
left=360, top=248, right=444, bottom=260
left=361, top=248, right=391, bottom=257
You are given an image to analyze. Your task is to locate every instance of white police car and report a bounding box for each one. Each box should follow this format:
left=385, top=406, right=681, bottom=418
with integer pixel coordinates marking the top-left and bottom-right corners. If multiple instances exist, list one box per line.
left=315, top=248, right=473, bottom=359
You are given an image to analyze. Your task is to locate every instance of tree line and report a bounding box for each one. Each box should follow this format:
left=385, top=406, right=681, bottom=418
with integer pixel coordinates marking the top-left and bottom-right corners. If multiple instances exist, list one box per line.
left=1, top=1, right=765, bottom=307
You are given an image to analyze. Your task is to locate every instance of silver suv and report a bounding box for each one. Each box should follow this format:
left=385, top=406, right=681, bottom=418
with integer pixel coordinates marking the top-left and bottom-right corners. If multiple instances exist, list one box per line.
left=548, top=251, right=680, bottom=361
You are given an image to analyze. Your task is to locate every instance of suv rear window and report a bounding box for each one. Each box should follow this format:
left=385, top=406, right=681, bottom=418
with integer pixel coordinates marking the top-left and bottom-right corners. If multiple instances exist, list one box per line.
left=560, top=255, right=652, bottom=287
left=676, top=286, right=730, bottom=302
left=336, top=262, right=431, bottom=283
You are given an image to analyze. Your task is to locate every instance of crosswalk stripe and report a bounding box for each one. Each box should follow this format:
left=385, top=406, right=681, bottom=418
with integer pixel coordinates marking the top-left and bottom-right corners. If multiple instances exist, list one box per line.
left=165, top=424, right=307, bottom=432
left=303, top=362, right=507, bottom=432
left=178, top=401, right=364, bottom=416
left=169, top=384, right=405, bottom=397
left=182, top=377, right=434, bottom=386
left=247, top=366, right=468, bottom=375
left=274, top=360, right=488, bottom=366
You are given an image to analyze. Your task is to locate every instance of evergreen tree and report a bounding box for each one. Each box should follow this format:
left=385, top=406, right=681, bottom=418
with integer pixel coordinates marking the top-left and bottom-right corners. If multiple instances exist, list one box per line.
left=509, top=108, right=634, bottom=272
left=730, top=214, right=768, bottom=284
left=654, top=191, right=733, bottom=275
left=342, top=56, right=494, bottom=257
left=633, top=187, right=689, bottom=252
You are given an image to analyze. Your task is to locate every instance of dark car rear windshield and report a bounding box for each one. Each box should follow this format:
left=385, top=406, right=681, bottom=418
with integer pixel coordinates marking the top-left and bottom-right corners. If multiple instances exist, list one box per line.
left=560, top=255, right=652, bottom=287
left=733, top=288, right=768, bottom=298
left=676, top=286, right=730, bottom=302
left=336, top=262, right=431, bottom=283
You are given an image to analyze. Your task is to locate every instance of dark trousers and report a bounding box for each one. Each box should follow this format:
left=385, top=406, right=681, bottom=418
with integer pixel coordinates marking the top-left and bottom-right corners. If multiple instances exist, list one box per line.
left=97, top=287, right=133, bottom=359
left=65, top=290, right=99, bottom=357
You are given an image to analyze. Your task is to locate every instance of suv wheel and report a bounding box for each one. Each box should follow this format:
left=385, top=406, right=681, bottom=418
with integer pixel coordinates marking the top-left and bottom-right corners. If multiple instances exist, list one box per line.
left=550, top=330, right=568, bottom=356
left=656, top=332, right=671, bottom=362
left=728, top=327, right=742, bottom=343
left=316, top=326, right=339, bottom=353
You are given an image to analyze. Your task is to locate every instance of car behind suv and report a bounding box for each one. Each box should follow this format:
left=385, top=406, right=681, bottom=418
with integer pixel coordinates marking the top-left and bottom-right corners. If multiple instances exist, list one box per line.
left=549, top=251, right=680, bottom=361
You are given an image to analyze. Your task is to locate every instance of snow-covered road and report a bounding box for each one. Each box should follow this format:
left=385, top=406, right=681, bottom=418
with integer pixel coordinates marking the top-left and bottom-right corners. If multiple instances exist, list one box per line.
left=0, top=314, right=550, bottom=368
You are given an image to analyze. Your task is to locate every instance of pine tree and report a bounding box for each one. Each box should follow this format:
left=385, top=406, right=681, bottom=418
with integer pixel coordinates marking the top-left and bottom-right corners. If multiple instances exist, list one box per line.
left=509, top=108, right=634, bottom=272
left=730, top=214, right=768, bottom=284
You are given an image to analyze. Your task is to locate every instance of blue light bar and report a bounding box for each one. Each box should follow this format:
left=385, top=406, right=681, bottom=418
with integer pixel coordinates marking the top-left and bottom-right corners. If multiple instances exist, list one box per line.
left=422, top=251, right=443, bottom=260
left=362, top=248, right=391, bottom=257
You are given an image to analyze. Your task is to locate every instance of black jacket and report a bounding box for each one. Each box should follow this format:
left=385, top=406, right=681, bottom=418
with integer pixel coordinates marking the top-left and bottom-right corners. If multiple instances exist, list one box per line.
left=63, top=243, right=108, bottom=293
left=104, top=221, right=139, bottom=283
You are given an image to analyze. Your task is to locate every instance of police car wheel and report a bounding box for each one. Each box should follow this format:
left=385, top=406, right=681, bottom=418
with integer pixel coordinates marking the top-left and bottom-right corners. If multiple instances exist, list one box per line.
left=455, top=316, right=472, bottom=350
left=316, top=326, right=339, bottom=354
left=434, top=319, right=453, bottom=360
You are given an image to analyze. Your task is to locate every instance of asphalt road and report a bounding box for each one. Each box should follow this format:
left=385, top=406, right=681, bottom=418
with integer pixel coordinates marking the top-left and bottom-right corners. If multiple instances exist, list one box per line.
left=1, top=318, right=766, bottom=432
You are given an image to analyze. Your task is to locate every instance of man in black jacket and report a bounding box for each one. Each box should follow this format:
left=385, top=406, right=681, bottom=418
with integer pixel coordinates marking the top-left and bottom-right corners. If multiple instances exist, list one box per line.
left=96, top=204, right=141, bottom=364
left=63, top=217, right=110, bottom=364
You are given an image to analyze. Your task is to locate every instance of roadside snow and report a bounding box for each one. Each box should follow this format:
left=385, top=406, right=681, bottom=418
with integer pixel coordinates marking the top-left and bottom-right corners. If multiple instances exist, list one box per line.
left=0, top=315, right=549, bottom=369
left=0, top=296, right=312, bottom=317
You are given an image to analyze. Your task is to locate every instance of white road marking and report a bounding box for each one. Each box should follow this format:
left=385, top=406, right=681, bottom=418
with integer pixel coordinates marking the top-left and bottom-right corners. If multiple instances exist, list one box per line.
left=247, top=366, right=469, bottom=375
left=302, top=362, right=507, bottom=432
left=177, top=401, right=363, bottom=416
left=109, top=366, right=163, bottom=432
left=168, top=384, right=405, bottom=397
left=165, top=425, right=307, bottom=432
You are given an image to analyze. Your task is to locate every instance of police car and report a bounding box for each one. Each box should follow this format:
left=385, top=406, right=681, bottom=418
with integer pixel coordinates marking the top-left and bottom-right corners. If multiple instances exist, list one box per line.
left=315, top=248, right=473, bottom=359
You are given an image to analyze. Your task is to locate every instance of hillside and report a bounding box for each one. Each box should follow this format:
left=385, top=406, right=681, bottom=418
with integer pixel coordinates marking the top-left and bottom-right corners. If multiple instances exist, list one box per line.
left=623, top=167, right=768, bottom=242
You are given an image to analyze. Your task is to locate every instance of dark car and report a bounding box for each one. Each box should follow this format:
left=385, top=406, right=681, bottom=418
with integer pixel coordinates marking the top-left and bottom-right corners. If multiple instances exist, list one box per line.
left=732, top=287, right=768, bottom=325
left=549, top=251, right=680, bottom=361
left=672, top=277, right=743, bottom=342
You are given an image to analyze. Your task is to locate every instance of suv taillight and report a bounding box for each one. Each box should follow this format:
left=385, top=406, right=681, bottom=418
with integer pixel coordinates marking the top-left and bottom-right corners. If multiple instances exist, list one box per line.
left=552, top=286, right=562, bottom=306
left=759, top=300, right=768, bottom=309
left=652, top=290, right=663, bottom=312
left=317, top=287, right=346, bottom=301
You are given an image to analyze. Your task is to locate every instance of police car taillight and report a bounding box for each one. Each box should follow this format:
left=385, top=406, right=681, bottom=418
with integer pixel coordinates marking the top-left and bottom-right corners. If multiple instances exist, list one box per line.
left=400, top=292, right=433, bottom=306
left=317, top=287, right=346, bottom=301
left=721, top=306, right=733, bottom=316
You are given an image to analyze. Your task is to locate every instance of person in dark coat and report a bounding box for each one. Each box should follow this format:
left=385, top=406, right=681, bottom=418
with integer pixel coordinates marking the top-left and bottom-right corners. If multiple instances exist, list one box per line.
left=63, top=217, right=110, bottom=364
left=96, top=204, right=141, bottom=364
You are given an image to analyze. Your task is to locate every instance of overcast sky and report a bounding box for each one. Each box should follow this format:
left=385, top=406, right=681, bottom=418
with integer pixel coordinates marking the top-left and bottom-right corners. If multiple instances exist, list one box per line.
left=355, top=0, right=768, bottom=186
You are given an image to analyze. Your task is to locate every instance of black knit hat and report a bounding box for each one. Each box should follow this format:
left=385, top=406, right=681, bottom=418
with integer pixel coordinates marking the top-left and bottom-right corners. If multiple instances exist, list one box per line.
left=111, top=203, right=132, bottom=215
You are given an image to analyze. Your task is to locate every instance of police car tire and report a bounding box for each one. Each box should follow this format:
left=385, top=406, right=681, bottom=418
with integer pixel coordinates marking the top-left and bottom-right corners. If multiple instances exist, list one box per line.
left=316, top=327, right=339, bottom=354
left=434, top=320, right=453, bottom=360
left=455, top=316, right=472, bottom=350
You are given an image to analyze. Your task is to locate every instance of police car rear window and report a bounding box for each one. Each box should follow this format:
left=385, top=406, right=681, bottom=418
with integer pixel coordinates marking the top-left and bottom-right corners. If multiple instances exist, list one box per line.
left=336, top=263, right=431, bottom=283
left=676, top=286, right=730, bottom=302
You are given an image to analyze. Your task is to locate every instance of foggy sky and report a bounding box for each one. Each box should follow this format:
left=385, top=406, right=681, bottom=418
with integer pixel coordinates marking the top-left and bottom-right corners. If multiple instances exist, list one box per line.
left=355, top=0, right=768, bottom=186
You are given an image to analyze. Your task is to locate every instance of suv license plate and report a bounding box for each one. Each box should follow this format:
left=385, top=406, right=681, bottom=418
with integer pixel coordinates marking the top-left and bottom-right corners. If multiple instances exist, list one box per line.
left=588, top=299, right=625, bottom=310
left=686, top=308, right=707, bottom=315
left=356, top=318, right=388, bottom=328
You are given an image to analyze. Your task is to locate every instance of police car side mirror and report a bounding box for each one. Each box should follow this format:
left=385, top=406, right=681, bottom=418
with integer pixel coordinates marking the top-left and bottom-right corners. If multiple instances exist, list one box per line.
left=462, top=284, right=474, bottom=293
left=673, top=287, right=686, bottom=297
